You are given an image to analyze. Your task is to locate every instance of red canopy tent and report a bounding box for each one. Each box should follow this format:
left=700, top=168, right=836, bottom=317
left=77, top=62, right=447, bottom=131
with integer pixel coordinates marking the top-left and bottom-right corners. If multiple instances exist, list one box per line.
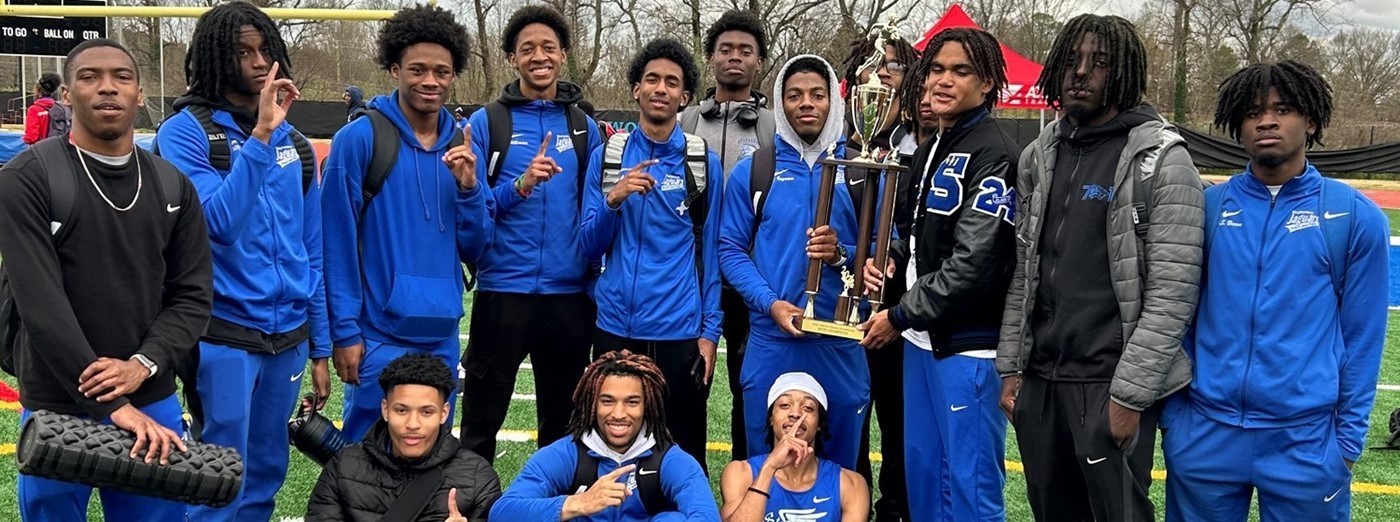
left=913, top=4, right=1048, bottom=110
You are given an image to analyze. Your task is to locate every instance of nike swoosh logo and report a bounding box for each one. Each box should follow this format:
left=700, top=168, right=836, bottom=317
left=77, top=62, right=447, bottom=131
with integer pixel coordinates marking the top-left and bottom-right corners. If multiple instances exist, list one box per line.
left=1221, top=209, right=1242, bottom=218
left=289, top=371, right=304, bottom=382
left=848, top=177, right=865, bottom=185
left=511, top=133, right=524, bottom=139
left=813, top=496, right=831, bottom=503
left=1086, top=457, right=1107, bottom=465
left=856, top=405, right=867, bottom=415
left=774, top=169, right=788, bottom=177
left=1324, top=211, right=1349, bottom=220
left=166, top=204, right=181, bottom=213
left=572, top=129, right=587, bottom=136
left=1324, top=485, right=1344, bottom=502
left=950, top=404, right=969, bottom=412
left=637, top=468, right=658, bottom=475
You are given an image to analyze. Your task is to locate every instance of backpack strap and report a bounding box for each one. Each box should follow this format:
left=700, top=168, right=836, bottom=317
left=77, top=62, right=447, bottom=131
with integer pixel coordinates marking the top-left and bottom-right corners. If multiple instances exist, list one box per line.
left=186, top=105, right=232, bottom=172
left=748, top=145, right=776, bottom=253
left=600, top=133, right=631, bottom=194
left=485, top=101, right=512, bottom=187
left=290, top=129, right=318, bottom=193
left=683, top=133, right=708, bottom=208
left=569, top=439, right=600, bottom=496
left=635, top=441, right=674, bottom=516
left=1319, top=178, right=1355, bottom=304
left=31, top=139, right=78, bottom=241
left=381, top=465, right=445, bottom=521
left=360, top=109, right=401, bottom=220
left=567, top=104, right=592, bottom=211
left=754, top=110, right=776, bottom=155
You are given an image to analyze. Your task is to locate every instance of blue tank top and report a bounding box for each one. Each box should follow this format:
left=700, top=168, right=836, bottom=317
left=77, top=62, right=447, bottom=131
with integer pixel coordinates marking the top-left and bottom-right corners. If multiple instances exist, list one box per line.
left=746, top=455, right=843, bottom=521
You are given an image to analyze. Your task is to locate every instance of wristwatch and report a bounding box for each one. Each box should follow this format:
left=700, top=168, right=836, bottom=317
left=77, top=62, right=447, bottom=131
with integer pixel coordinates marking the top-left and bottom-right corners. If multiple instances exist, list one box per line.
left=130, top=354, right=158, bottom=378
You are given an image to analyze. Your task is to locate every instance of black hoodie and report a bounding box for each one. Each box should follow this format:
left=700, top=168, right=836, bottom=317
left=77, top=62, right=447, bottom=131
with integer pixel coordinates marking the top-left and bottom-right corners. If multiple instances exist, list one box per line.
left=1029, top=105, right=1159, bottom=381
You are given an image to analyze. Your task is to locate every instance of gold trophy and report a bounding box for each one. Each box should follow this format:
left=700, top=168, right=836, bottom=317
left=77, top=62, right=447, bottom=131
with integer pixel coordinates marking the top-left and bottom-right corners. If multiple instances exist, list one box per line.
left=800, top=21, right=905, bottom=340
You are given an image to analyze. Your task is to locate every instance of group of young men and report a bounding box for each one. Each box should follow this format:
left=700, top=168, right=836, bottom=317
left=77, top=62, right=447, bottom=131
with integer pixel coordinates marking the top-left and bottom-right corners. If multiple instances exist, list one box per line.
left=0, top=1, right=1388, bottom=521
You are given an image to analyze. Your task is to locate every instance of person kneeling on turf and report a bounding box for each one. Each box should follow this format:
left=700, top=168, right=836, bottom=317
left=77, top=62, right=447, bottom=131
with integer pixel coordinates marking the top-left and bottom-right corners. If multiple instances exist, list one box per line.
left=719, top=372, right=868, bottom=521
left=490, top=350, right=719, bottom=521
left=306, top=354, right=501, bottom=521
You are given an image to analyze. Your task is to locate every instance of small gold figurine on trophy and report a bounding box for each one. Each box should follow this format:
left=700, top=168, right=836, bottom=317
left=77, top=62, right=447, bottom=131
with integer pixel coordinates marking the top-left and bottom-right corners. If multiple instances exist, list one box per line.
left=799, top=20, right=905, bottom=340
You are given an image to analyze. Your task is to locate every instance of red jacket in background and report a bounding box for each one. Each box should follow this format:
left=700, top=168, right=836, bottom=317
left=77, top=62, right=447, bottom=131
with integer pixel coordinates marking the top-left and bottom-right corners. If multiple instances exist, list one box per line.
left=22, top=97, right=55, bottom=145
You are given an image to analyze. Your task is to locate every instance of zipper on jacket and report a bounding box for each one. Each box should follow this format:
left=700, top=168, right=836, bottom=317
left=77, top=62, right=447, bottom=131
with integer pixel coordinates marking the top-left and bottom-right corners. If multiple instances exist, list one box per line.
left=1044, top=147, right=1085, bottom=380
left=719, top=105, right=730, bottom=168
left=625, top=141, right=656, bottom=338
left=1240, top=191, right=1276, bottom=426
left=534, top=109, right=546, bottom=293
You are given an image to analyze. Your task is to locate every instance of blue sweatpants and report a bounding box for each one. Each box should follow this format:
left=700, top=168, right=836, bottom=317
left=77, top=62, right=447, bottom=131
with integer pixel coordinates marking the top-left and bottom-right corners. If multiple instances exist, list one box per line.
left=341, top=335, right=460, bottom=442
left=1163, top=400, right=1352, bottom=521
left=741, top=332, right=870, bottom=470
left=187, top=341, right=308, bottom=522
left=18, top=394, right=186, bottom=522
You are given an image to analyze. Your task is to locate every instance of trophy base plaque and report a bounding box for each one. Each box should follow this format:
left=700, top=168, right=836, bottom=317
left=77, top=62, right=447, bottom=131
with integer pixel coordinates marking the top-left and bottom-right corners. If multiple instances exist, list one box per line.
left=800, top=319, right=864, bottom=340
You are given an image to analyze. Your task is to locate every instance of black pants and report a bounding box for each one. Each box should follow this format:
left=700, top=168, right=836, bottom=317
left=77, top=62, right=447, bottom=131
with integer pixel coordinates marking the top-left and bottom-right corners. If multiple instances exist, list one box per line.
left=1013, top=375, right=1162, bottom=522
left=460, top=291, right=594, bottom=462
left=720, top=286, right=750, bottom=461
left=856, top=338, right=908, bottom=521
left=593, top=330, right=710, bottom=474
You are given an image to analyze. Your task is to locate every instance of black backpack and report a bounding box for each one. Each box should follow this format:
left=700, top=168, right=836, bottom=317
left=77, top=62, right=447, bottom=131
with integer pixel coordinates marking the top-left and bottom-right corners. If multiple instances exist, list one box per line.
left=353, top=109, right=465, bottom=219
left=46, top=102, right=71, bottom=139
left=568, top=439, right=674, bottom=516
left=745, top=145, right=864, bottom=251
left=0, top=138, right=186, bottom=376
left=467, top=100, right=593, bottom=289
left=599, top=132, right=711, bottom=277
left=153, top=105, right=318, bottom=194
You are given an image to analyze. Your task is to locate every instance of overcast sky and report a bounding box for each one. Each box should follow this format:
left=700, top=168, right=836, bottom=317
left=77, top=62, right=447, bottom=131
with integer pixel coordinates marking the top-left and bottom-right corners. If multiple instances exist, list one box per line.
left=1061, top=0, right=1400, bottom=34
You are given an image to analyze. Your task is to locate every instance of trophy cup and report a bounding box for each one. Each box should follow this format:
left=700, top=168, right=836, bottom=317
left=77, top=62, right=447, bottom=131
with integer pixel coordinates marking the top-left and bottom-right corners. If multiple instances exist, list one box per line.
left=799, top=21, right=906, bottom=340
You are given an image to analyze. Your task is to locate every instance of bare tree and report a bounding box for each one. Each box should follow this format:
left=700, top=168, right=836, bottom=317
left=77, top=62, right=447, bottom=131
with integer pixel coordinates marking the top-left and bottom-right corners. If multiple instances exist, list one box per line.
left=1205, top=0, right=1339, bottom=63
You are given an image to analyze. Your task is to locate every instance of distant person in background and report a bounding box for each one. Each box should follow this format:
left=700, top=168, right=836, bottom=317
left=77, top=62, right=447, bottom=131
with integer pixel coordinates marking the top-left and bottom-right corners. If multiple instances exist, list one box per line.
left=344, top=85, right=368, bottom=122
left=21, top=73, right=64, bottom=146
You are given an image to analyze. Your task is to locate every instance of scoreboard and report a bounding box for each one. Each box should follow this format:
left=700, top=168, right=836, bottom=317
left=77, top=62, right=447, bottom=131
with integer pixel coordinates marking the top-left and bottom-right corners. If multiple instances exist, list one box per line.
left=0, top=0, right=107, bottom=57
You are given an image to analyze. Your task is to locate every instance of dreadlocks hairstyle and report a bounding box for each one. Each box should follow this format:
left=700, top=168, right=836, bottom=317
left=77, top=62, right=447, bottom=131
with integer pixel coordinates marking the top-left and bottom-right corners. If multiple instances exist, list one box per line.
left=840, top=29, right=919, bottom=89
left=501, top=4, right=571, bottom=54
left=703, top=9, right=769, bottom=59
left=628, top=37, right=701, bottom=97
left=567, top=350, right=672, bottom=447
left=375, top=4, right=472, bottom=74
left=183, top=1, right=291, bottom=100
left=65, top=39, right=138, bottom=85
left=1214, top=60, right=1333, bottom=149
left=1035, top=14, right=1146, bottom=113
left=762, top=399, right=832, bottom=458
left=378, top=353, right=457, bottom=401
left=902, top=27, right=1008, bottom=119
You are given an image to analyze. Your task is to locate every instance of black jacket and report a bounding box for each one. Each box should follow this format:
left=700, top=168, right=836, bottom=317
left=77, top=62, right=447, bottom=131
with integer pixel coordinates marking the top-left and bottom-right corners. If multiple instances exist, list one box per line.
left=887, top=109, right=1019, bottom=357
left=306, top=421, right=502, bottom=521
left=1029, top=106, right=1158, bottom=381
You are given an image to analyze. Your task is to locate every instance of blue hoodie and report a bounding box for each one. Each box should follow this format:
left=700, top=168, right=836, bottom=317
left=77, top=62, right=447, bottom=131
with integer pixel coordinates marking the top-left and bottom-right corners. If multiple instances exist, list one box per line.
left=155, top=96, right=330, bottom=356
left=580, top=125, right=723, bottom=342
left=490, top=435, right=719, bottom=522
left=321, top=92, right=491, bottom=349
left=718, top=55, right=865, bottom=343
left=1188, top=165, right=1388, bottom=461
left=467, top=80, right=603, bottom=294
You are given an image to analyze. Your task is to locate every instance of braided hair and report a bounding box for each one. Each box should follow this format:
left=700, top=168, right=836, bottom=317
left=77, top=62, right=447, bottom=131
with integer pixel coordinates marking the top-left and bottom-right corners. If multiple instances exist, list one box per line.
left=1035, top=14, right=1146, bottom=113
left=902, top=27, right=1008, bottom=120
left=567, top=350, right=672, bottom=447
left=183, top=1, right=291, bottom=100
left=1214, top=60, right=1333, bottom=148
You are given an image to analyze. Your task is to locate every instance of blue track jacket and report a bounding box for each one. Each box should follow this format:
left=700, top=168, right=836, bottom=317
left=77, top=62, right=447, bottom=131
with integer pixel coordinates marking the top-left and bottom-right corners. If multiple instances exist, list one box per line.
left=1189, top=165, right=1388, bottom=461
left=321, top=92, right=491, bottom=349
left=718, top=137, right=863, bottom=341
left=580, top=126, right=723, bottom=342
left=490, top=435, right=719, bottom=521
left=155, top=99, right=329, bottom=356
left=467, top=81, right=603, bottom=294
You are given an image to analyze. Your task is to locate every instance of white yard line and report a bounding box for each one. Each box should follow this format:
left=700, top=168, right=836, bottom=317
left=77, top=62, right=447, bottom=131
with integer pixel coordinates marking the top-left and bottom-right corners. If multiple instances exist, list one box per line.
left=1379, top=384, right=1400, bottom=392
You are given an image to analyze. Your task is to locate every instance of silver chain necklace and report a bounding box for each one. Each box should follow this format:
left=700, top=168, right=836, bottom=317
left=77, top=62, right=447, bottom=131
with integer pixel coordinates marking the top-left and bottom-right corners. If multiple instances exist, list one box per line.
left=72, top=142, right=141, bottom=212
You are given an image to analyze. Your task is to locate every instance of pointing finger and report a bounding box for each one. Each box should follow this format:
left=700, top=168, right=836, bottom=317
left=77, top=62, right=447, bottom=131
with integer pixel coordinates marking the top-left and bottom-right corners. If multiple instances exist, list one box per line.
left=602, top=463, right=637, bottom=480
left=536, top=132, right=554, bottom=158
left=263, top=62, right=280, bottom=92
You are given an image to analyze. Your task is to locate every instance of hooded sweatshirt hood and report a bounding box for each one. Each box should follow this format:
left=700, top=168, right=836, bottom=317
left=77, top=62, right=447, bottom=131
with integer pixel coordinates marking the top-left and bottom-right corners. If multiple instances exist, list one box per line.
left=772, top=55, right=846, bottom=169
left=346, top=86, right=365, bottom=107
left=497, top=79, right=586, bottom=106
